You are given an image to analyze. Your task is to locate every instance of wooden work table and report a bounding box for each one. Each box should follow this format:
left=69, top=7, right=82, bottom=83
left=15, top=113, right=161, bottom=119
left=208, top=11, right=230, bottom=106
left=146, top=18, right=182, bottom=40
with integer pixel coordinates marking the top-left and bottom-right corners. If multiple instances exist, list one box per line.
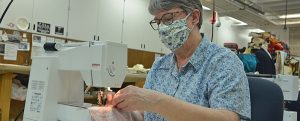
left=0, top=64, right=30, bottom=121
left=124, top=73, right=147, bottom=87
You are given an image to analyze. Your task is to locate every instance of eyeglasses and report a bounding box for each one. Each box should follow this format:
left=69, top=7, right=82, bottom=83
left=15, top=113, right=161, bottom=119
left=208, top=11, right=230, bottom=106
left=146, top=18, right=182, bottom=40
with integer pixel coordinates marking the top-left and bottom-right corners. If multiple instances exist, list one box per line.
left=149, top=11, right=186, bottom=30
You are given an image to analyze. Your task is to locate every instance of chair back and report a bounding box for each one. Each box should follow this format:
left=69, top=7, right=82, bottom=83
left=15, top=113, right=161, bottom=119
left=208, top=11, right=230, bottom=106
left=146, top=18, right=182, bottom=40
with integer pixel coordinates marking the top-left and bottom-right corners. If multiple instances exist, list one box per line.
left=248, top=77, right=284, bottom=121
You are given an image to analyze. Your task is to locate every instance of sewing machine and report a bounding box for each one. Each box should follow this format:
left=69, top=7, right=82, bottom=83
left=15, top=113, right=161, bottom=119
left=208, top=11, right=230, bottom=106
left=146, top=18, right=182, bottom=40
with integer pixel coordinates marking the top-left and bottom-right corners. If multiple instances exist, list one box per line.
left=275, top=75, right=299, bottom=121
left=261, top=74, right=299, bottom=121
left=23, top=41, right=127, bottom=121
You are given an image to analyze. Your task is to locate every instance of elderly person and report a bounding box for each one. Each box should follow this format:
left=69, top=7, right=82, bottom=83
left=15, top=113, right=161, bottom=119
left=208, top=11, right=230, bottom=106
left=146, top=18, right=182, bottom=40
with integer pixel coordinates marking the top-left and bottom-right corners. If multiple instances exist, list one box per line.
left=112, top=0, right=251, bottom=121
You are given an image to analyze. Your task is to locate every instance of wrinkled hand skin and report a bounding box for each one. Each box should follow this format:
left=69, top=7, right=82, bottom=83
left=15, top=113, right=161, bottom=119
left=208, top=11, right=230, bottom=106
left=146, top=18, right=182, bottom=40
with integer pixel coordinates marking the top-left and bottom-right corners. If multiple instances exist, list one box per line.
left=90, top=90, right=143, bottom=121
left=112, top=85, right=162, bottom=112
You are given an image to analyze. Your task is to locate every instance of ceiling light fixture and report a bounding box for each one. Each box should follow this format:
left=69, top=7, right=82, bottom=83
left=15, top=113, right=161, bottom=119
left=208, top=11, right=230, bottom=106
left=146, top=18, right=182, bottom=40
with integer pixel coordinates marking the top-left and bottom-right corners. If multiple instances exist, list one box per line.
left=226, top=16, right=248, bottom=26
left=279, top=21, right=300, bottom=25
left=203, top=6, right=211, bottom=11
left=279, top=13, right=300, bottom=19
left=252, top=29, right=265, bottom=32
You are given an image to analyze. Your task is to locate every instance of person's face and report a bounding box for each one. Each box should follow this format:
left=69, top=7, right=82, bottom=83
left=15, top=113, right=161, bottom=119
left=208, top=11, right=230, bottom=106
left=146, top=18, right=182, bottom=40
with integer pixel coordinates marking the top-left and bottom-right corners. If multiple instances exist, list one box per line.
left=150, top=7, right=199, bottom=30
left=150, top=7, right=201, bottom=52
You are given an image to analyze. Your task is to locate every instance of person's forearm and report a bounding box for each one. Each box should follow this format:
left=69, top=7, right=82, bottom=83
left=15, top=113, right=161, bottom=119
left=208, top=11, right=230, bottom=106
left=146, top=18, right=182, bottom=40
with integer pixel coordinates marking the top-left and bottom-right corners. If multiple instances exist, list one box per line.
left=149, top=94, right=239, bottom=121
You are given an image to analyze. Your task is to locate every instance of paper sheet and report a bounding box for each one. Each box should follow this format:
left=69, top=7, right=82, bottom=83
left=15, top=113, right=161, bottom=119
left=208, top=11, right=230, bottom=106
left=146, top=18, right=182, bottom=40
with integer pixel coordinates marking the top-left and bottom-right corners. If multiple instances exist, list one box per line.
left=32, top=34, right=46, bottom=47
left=18, top=42, right=30, bottom=51
left=4, top=43, right=18, bottom=60
left=31, top=46, right=44, bottom=59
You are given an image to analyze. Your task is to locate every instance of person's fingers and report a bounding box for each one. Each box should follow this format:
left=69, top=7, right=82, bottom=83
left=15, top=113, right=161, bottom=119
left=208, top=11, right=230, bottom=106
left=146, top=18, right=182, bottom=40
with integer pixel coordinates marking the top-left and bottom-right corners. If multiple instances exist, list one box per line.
left=112, top=93, right=127, bottom=106
left=106, top=92, right=115, bottom=105
left=116, top=99, right=129, bottom=109
left=112, top=88, right=129, bottom=105
left=107, top=92, right=115, bottom=101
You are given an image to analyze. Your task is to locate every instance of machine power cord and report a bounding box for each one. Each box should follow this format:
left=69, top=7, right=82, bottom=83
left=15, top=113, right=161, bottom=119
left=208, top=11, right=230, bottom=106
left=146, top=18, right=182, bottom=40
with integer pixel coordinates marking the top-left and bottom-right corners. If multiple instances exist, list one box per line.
left=0, top=0, right=14, bottom=24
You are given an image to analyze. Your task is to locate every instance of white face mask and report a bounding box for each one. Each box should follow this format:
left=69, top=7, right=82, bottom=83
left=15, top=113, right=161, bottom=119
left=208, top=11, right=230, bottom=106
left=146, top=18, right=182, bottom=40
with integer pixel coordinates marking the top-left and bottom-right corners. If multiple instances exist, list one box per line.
left=158, top=13, right=193, bottom=52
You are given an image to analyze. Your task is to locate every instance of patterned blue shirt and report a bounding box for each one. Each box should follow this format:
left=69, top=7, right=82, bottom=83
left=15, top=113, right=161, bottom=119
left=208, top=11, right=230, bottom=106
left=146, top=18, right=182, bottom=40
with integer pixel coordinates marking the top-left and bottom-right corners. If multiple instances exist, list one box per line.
left=144, top=36, right=251, bottom=121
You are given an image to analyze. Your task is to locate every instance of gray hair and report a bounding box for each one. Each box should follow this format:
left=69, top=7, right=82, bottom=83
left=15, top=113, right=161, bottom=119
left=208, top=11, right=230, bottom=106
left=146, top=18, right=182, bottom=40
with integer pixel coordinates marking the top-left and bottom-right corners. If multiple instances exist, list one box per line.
left=148, top=0, right=203, bottom=29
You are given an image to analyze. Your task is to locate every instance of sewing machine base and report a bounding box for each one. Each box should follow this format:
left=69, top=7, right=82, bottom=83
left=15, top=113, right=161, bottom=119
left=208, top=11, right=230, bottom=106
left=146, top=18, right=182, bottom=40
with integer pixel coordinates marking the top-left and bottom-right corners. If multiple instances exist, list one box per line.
left=57, top=104, right=92, bottom=121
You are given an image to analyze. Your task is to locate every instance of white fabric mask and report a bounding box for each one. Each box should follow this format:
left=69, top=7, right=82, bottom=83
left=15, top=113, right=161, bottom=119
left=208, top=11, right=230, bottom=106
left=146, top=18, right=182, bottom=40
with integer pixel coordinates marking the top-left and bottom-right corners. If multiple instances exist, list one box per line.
left=158, top=13, right=193, bottom=52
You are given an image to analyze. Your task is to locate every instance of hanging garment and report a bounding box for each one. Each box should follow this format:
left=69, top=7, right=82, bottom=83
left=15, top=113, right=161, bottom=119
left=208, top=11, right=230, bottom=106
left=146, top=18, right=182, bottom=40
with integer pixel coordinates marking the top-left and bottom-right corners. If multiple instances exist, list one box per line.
left=255, top=48, right=276, bottom=74
left=237, top=54, right=257, bottom=73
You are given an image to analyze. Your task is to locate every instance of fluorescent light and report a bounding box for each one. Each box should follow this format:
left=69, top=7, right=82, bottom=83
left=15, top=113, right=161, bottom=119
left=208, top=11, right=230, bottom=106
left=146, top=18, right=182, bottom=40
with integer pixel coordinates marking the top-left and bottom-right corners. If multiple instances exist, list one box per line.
left=226, top=16, right=248, bottom=26
left=202, top=6, right=211, bottom=11
left=251, top=29, right=265, bottom=32
left=279, top=21, right=300, bottom=25
left=279, top=13, right=300, bottom=19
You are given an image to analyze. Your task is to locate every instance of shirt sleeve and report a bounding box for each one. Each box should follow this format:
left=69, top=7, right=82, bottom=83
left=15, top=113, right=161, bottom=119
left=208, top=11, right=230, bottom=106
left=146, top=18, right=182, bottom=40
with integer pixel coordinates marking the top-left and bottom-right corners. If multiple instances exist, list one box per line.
left=143, top=71, right=153, bottom=89
left=207, top=51, right=251, bottom=120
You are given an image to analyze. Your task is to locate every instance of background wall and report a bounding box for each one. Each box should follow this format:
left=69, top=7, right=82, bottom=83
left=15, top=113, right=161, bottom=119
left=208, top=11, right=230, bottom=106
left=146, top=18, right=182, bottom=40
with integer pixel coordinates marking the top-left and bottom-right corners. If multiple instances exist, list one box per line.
left=289, top=27, right=300, bottom=56
left=200, top=11, right=289, bottom=49
left=0, top=0, right=291, bottom=53
left=201, top=11, right=255, bottom=48
left=265, top=28, right=290, bottom=43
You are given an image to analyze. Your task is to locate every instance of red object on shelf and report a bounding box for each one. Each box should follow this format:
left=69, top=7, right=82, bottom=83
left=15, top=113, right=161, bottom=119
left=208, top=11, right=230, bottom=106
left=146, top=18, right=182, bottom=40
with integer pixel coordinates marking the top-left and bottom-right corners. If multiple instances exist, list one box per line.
left=274, top=43, right=284, bottom=50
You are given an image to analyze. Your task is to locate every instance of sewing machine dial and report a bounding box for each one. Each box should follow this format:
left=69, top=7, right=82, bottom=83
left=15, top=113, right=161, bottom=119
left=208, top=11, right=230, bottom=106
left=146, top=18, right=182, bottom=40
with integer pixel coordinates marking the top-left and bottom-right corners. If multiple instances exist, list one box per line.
left=106, top=61, right=116, bottom=77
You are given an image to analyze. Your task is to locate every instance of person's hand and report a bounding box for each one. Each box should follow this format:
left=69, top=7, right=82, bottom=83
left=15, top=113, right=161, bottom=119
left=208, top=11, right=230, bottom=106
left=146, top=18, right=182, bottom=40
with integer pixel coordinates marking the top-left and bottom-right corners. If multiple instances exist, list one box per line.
left=106, top=91, right=115, bottom=106
left=98, top=91, right=115, bottom=106
left=93, top=90, right=145, bottom=121
left=112, top=85, right=162, bottom=112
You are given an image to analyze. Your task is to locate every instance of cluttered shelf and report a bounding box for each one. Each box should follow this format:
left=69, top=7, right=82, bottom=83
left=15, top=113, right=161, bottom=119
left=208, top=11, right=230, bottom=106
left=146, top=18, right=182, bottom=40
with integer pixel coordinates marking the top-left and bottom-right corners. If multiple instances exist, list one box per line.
left=0, top=63, right=30, bottom=121
left=0, top=63, right=30, bottom=74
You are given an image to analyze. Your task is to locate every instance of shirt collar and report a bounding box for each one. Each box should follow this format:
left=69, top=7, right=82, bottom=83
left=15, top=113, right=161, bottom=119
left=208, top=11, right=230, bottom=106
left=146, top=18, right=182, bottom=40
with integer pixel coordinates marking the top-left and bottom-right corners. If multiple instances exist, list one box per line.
left=188, top=35, right=210, bottom=71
